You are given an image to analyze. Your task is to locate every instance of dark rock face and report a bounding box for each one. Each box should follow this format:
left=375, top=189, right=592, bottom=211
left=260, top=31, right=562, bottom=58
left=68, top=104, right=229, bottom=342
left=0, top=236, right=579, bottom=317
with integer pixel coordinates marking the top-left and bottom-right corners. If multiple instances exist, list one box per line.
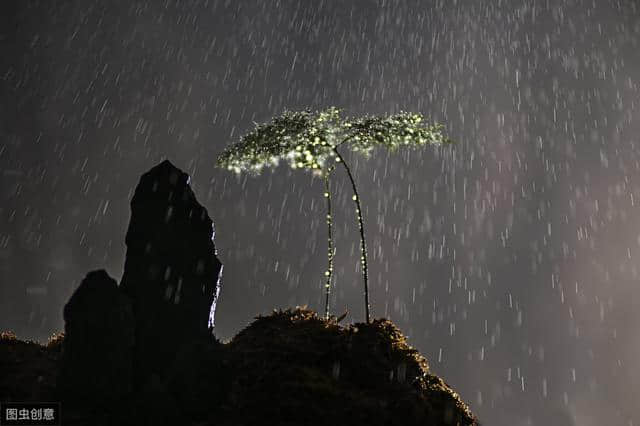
left=119, top=160, right=223, bottom=386
left=165, top=339, right=228, bottom=421
left=60, top=270, right=134, bottom=403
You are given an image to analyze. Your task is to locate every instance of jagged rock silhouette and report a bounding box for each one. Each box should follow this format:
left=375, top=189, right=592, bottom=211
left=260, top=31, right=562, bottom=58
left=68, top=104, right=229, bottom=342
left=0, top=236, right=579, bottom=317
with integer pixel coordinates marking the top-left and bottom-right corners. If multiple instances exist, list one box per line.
left=119, top=159, right=223, bottom=386
left=60, top=270, right=134, bottom=404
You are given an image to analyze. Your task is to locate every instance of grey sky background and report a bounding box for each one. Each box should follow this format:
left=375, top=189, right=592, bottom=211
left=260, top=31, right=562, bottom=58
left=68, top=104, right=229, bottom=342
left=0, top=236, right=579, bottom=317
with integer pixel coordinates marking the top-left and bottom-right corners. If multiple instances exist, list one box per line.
left=2, top=1, right=640, bottom=424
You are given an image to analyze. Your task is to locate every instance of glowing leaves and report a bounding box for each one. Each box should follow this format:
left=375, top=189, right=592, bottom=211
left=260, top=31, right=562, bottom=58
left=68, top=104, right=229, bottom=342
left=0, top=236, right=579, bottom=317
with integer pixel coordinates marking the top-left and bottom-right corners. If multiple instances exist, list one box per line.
left=216, top=107, right=450, bottom=176
left=343, top=112, right=452, bottom=156
left=217, top=108, right=339, bottom=176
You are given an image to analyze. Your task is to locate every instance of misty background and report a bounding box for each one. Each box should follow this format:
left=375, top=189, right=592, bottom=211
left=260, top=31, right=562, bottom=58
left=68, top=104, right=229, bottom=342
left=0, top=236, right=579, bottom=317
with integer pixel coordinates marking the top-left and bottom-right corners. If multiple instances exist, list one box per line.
left=2, top=1, right=640, bottom=424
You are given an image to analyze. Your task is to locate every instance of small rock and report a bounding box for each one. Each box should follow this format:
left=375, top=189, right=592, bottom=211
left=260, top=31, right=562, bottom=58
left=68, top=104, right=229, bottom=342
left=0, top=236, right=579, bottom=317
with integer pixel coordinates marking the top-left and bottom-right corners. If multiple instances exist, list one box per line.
left=60, top=270, right=134, bottom=404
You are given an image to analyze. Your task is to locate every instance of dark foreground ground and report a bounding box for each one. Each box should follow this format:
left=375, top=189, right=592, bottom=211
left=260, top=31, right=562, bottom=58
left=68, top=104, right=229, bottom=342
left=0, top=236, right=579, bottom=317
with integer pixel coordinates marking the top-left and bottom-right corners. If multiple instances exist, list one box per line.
left=1, top=308, right=477, bottom=426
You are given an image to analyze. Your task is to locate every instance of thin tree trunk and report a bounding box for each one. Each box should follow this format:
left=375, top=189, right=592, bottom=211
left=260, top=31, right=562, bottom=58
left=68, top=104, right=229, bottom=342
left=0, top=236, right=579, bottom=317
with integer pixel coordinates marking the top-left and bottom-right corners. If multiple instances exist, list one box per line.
left=323, top=171, right=334, bottom=320
left=332, top=147, right=370, bottom=323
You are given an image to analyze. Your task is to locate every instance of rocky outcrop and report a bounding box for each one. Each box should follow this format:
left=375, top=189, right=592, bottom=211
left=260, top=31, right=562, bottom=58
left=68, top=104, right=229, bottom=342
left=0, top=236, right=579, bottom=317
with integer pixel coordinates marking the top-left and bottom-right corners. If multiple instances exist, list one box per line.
left=60, top=270, right=134, bottom=404
left=119, top=160, right=223, bottom=386
left=2, top=308, right=478, bottom=426
left=0, top=160, right=478, bottom=425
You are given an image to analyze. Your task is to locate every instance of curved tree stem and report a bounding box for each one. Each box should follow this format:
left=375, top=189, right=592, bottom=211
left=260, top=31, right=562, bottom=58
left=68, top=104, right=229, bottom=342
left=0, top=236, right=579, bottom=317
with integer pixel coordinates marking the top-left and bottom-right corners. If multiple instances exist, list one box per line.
left=323, top=171, right=334, bottom=320
left=332, top=147, right=370, bottom=323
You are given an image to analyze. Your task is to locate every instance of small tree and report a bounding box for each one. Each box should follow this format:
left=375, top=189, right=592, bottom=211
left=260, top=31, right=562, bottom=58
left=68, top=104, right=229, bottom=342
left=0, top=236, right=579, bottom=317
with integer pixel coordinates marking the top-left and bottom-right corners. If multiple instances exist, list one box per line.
left=217, top=107, right=451, bottom=323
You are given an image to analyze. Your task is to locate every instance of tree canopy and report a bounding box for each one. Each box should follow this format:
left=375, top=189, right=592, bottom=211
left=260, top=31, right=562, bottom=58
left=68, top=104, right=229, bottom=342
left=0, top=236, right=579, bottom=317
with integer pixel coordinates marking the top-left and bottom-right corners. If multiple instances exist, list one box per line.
left=217, top=107, right=451, bottom=175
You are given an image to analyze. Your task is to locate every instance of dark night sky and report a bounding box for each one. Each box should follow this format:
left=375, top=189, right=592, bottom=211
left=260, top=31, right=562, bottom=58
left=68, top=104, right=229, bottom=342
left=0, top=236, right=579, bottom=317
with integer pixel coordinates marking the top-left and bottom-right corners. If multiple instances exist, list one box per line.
left=2, top=1, right=640, bottom=424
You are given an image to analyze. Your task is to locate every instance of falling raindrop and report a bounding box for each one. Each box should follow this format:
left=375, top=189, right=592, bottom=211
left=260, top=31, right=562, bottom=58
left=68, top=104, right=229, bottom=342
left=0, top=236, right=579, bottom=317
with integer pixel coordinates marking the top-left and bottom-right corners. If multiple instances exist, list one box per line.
left=332, top=361, right=340, bottom=380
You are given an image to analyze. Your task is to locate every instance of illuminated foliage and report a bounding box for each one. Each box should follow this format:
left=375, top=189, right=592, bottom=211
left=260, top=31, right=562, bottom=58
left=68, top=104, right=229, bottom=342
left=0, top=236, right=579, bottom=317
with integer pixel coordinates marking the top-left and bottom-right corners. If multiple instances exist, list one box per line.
left=217, top=107, right=450, bottom=175
left=217, top=108, right=342, bottom=175
left=217, top=107, right=451, bottom=322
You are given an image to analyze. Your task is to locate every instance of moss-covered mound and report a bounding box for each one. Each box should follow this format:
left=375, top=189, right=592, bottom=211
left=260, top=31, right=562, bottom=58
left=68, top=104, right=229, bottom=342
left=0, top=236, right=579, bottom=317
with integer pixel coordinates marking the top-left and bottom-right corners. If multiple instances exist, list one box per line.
left=220, top=308, right=476, bottom=425
left=0, top=309, right=477, bottom=426
left=0, top=331, right=62, bottom=402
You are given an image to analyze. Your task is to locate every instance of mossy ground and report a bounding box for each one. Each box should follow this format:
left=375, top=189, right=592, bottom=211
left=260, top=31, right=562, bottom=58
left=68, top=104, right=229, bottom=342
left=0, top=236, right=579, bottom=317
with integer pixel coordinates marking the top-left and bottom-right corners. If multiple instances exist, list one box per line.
left=0, top=331, right=62, bottom=402
left=1, top=309, right=477, bottom=425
